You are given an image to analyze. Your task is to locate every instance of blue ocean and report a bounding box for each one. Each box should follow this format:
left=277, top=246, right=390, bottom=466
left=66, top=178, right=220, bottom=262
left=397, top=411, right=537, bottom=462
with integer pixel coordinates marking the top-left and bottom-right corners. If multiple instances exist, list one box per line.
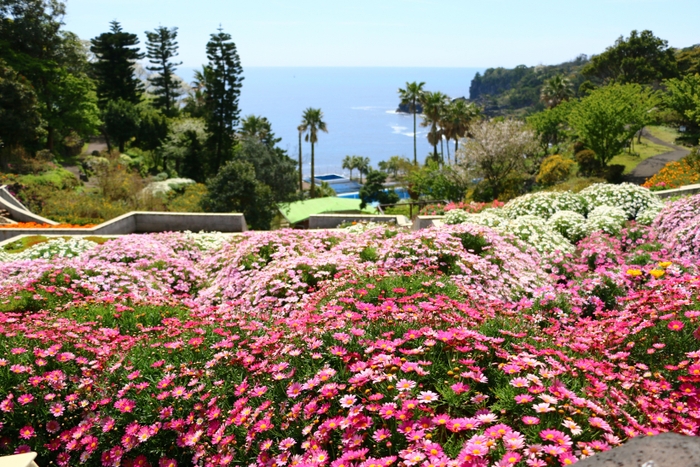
left=180, top=67, right=484, bottom=176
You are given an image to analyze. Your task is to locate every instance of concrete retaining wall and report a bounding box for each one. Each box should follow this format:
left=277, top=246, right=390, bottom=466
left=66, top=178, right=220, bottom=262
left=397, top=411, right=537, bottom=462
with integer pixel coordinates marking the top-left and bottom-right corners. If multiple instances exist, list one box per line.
left=134, top=212, right=248, bottom=233
left=307, top=214, right=410, bottom=229
left=0, top=187, right=58, bottom=225
left=0, top=212, right=248, bottom=241
left=654, top=183, right=700, bottom=199
left=0, top=186, right=28, bottom=210
left=412, top=216, right=445, bottom=230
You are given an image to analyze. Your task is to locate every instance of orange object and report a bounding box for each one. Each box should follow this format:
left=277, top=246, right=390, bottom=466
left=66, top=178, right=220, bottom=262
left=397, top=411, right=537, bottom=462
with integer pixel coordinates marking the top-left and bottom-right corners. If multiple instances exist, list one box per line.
left=0, top=222, right=96, bottom=229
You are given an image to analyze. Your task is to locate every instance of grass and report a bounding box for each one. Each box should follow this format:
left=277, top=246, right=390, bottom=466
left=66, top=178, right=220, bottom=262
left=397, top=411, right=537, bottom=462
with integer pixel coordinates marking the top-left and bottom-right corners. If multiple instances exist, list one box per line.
left=609, top=137, right=671, bottom=174
left=646, top=125, right=680, bottom=145
left=2, top=235, right=50, bottom=253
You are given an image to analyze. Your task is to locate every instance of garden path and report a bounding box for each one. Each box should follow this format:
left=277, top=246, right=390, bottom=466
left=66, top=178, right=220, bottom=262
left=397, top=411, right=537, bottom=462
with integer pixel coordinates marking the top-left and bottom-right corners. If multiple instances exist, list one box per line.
left=625, top=130, right=690, bottom=185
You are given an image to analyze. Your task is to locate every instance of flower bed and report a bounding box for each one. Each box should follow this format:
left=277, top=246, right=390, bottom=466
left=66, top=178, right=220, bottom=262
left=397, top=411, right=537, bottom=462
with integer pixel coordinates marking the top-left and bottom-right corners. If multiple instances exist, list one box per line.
left=1, top=194, right=700, bottom=467
left=419, top=200, right=504, bottom=216
left=643, top=158, right=700, bottom=191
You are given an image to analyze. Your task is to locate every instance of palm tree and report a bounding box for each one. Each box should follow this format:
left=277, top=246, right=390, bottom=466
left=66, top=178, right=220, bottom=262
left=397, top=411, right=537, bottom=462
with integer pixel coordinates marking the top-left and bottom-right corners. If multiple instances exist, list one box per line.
left=540, top=75, right=574, bottom=109
left=441, top=100, right=481, bottom=163
left=239, top=115, right=272, bottom=141
left=398, top=81, right=426, bottom=165
left=420, top=91, right=449, bottom=164
left=297, top=124, right=304, bottom=192
left=342, top=155, right=355, bottom=181
left=299, top=108, right=328, bottom=198
left=354, top=156, right=370, bottom=184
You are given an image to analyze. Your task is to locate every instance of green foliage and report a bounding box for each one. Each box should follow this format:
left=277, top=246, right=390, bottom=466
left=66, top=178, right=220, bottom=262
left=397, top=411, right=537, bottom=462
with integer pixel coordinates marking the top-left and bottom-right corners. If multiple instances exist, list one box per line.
left=158, top=118, right=210, bottom=181
left=469, top=56, right=589, bottom=114
left=201, top=159, right=274, bottom=230
left=569, top=83, right=660, bottom=167
left=575, top=149, right=598, bottom=176
left=441, top=99, right=481, bottom=160
left=526, top=100, right=574, bottom=154
left=239, top=115, right=281, bottom=149
left=145, top=26, right=182, bottom=117
left=540, top=74, right=574, bottom=108
left=201, top=138, right=297, bottom=230
left=676, top=45, right=700, bottom=76
left=0, top=59, right=43, bottom=149
left=134, top=102, right=168, bottom=152
left=90, top=21, right=144, bottom=105
left=102, top=98, right=140, bottom=153
left=420, top=91, right=449, bottom=162
left=359, top=169, right=400, bottom=209
left=165, top=183, right=208, bottom=212
left=203, top=28, right=244, bottom=175
left=0, top=1, right=100, bottom=152
left=377, top=155, right=413, bottom=180
left=663, top=73, right=700, bottom=135
left=536, top=154, right=574, bottom=186
left=582, top=30, right=678, bottom=85
left=408, top=161, right=470, bottom=202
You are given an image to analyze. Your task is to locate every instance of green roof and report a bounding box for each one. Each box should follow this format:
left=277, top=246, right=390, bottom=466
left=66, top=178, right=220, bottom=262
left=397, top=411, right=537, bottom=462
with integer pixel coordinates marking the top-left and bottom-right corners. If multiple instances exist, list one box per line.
left=279, top=197, right=376, bottom=225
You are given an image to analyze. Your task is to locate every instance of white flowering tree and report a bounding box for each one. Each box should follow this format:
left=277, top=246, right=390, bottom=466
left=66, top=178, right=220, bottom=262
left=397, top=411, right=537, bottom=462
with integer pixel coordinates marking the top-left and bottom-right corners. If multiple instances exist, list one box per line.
left=457, top=119, right=538, bottom=200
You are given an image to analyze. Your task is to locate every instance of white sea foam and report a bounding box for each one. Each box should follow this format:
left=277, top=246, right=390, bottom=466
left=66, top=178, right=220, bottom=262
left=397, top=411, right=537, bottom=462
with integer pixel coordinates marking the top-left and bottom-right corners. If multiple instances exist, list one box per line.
left=391, top=125, right=408, bottom=134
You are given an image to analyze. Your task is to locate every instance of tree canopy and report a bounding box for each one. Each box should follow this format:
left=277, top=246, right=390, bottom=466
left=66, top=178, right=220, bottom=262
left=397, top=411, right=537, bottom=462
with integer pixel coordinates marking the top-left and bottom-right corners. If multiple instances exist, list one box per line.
left=90, top=21, right=145, bottom=105
left=203, top=27, right=244, bottom=175
left=582, top=30, right=678, bottom=85
left=145, top=26, right=182, bottom=117
left=569, top=83, right=660, bottom=167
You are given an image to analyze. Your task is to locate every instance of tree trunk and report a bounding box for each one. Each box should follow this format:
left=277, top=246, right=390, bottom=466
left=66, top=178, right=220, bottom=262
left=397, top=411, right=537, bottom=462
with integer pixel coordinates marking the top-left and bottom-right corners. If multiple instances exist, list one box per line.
left=310, top=141, right=315, bottom=198
left=446, top=136, right=451, bottom=164
left=412, top=100, right=418, bottom=166
left=454, top=139, right=459, bottom=163
left=298, top=131, right=303, bottom=192
left=440, top=136, right=444, bottom=165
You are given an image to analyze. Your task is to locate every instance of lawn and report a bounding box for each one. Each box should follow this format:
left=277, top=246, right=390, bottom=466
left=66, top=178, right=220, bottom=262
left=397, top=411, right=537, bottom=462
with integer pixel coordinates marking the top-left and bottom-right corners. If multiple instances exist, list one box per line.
left=646, top=125, right=681, bottom=145
left=609, top=136, right=671, bottom=173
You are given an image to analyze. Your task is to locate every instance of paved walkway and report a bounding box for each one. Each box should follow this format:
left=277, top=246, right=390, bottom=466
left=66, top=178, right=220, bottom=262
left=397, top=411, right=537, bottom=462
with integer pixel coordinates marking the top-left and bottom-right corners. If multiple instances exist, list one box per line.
left=625, top=130, right=690, bottom=185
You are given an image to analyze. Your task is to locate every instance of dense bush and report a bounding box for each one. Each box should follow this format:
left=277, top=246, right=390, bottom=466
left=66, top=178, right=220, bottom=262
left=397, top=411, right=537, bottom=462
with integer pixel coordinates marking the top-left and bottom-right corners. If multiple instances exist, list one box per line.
left=536, top=154, right=574, bottom=186
left=575, top=149, right=598, bottom=176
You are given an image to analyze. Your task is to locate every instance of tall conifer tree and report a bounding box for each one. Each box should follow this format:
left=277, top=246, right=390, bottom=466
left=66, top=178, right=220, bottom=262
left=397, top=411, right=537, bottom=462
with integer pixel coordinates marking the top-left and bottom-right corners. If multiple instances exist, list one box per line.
left=203, top=27, right=243, bottom=175
left=145, top=26, right=182, bottom=117
left=90, top=21, right=144, bottom=105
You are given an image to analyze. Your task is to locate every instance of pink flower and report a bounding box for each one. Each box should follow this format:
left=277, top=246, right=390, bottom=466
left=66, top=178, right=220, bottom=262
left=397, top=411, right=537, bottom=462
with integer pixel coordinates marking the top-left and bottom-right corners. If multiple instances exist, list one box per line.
left=668, top=320, right=685, bottom=331
left=114, top=398, right=136, bottom=413
left=339, top=394, right=357, bottom=408
left=19, top=425, right=35, bottom=439
left=17, top=394, right=34, bottom=405
left=522, top=416, right=540, bottom=425
left=514, top=394, right=534, bottom=404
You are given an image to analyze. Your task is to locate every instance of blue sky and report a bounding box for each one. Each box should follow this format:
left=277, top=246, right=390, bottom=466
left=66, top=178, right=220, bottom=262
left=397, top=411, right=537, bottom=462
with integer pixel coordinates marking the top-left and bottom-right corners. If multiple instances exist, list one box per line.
left=63, top=0, right=700, bottom=69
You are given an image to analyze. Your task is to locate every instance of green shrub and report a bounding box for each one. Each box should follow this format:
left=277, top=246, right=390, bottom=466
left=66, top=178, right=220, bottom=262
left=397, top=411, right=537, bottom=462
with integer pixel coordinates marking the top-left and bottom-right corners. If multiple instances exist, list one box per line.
left=603, top=164, right=626, bottom=183
left=166, top=183, right=208, bottom=212
left=575, top=149, right=598, bottom=176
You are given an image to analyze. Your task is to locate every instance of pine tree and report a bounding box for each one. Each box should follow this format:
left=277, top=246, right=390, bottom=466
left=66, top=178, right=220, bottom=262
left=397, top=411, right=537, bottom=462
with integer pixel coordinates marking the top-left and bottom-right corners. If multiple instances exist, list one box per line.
left=145, top=26, right=182, bottom=117
left=204, top=27, right=244, bottom=175
left=90, top=21, right=144, bottom=106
